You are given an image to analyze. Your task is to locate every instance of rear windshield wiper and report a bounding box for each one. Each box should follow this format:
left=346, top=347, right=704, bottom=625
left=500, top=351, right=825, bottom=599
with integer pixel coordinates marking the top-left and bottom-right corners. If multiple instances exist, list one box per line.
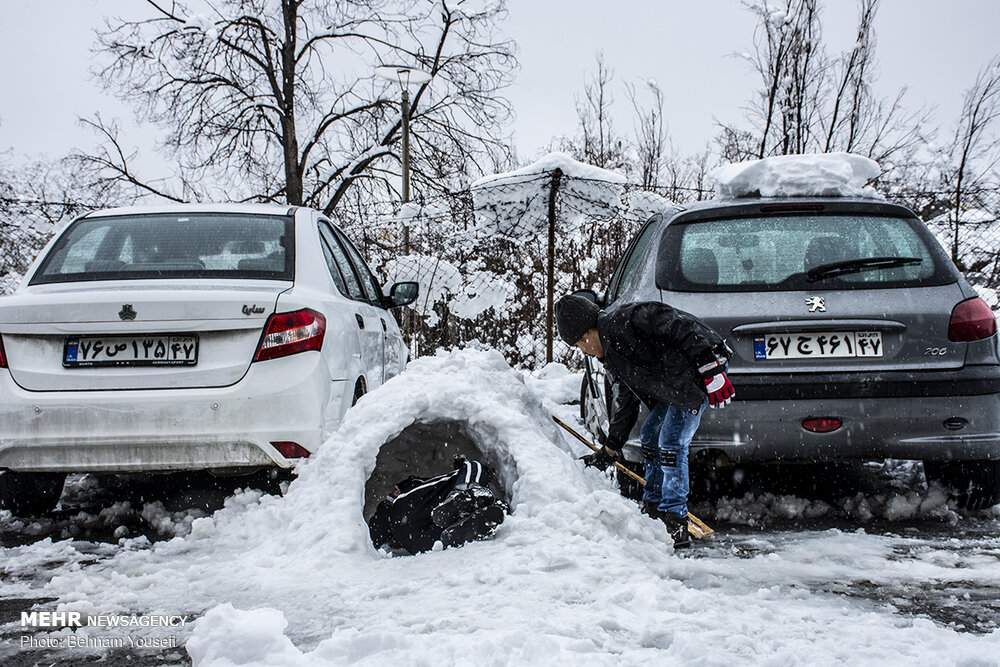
left=806, top=256, right=923, bottom=283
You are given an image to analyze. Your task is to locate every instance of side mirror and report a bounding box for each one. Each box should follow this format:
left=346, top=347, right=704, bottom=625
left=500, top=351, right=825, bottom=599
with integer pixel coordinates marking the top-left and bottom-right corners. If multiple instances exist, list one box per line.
left=571, top=288, right=605, bottom=307
left=387, top=281, right=419, bottom=308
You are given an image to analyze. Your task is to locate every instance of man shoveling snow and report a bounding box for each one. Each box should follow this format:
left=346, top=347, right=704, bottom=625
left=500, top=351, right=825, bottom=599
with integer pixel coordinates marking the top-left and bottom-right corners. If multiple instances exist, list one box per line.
left=556, top=294, right=734, bottom=548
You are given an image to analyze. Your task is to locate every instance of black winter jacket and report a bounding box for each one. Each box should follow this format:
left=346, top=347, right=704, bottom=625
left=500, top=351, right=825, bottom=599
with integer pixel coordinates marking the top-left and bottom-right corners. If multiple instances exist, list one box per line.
left=368, top=460, right=495, bottom=554
left=598, top=301, right=731, bottom=449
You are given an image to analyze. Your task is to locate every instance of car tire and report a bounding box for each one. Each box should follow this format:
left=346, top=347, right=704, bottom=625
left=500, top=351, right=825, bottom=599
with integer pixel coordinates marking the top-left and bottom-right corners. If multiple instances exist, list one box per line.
left=352, top=377, right=367, bottom=407
left=0, top=471, right=67, bottom=516
left=923, top=460, right=1000, bottom=511
left=579, top=370, right=608, bottom=443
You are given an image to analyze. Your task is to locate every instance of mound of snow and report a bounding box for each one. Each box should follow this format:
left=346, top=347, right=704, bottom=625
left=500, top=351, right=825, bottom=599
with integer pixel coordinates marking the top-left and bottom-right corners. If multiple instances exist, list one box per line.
left=524, top=362, right=583, bottom=407
left=712, top=152, right=882, bottom=199
left=28, top=350, right=999, bottom=665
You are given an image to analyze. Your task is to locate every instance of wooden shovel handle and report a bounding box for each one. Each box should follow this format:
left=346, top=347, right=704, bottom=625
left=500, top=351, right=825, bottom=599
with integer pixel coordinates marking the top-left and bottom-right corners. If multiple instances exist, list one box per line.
left=552, top=415, right=715, bottom=539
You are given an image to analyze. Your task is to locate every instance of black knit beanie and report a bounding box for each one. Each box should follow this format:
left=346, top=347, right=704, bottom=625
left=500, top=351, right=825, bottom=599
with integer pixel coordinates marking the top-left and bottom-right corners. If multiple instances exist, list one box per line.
left=555, top=294, right=600, bottom=345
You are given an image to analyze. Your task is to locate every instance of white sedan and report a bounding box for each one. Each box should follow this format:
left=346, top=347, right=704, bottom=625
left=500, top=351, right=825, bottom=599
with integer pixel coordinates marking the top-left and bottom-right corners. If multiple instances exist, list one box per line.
left=0, top=204, right=417, bottom=514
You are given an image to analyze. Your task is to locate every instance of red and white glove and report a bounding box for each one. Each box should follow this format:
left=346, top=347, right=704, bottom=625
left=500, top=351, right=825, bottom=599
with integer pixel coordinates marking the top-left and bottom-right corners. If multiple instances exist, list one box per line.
left=704, top=372, right=735, bottom=409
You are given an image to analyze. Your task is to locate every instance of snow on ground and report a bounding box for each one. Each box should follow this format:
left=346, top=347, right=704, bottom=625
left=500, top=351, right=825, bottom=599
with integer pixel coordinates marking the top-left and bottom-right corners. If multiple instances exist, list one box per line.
left=4, top=349, right=997, bottom=666
left=712, top=152, right=882, bottom=199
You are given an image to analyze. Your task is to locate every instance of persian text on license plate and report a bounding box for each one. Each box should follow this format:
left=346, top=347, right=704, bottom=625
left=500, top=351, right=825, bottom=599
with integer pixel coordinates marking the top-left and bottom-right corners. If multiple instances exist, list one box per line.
left=753, top=331, right=883, bottom=360
left=63, top=335, right=199, bottom=368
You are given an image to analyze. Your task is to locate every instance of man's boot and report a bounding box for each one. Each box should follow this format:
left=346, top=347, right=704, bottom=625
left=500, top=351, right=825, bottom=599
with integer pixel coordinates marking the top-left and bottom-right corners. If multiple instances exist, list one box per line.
left=641, top=501, right=662, bottom=519
left=660, top=512, right=691, bottom=550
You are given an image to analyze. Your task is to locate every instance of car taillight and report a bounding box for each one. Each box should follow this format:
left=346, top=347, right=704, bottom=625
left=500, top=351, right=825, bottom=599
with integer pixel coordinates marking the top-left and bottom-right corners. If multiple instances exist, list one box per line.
left=271, top=441, right=311, bottom=458
left=254, top=309, right=326, bottom=362
left=948, top=297, right=997, bottom=342
left=802, top=417, right=842, bottom=433
left=0, top=335, right=6, bottom=369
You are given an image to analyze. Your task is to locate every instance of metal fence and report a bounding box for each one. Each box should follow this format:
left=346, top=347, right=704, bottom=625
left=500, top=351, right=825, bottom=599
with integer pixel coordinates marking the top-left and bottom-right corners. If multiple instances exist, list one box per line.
left=3, top=180, right=999, bottom=369
left=334, top=176, right=1000, bottom=368
left=332, top=171, right=664, bottom=367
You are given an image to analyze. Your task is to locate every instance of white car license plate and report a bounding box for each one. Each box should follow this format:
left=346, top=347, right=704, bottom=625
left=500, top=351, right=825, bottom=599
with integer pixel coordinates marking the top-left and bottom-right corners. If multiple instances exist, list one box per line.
left=753, top=331, right=883, bottom=360
left=63, top=335, right=199, bottom=368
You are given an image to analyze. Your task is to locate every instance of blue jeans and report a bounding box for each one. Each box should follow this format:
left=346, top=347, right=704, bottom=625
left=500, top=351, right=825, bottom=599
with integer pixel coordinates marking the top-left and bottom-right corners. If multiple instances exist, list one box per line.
left=640, top=400, right=707, bottom=519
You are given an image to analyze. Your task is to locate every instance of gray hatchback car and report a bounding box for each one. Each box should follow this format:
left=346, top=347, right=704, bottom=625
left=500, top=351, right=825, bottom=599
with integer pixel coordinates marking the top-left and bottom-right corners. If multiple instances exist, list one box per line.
left=580, top=197, right=1000, bottom=508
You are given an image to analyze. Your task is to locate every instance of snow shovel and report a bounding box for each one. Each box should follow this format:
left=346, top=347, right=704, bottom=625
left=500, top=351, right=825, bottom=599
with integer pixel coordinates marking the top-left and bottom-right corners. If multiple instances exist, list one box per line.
left=552, top=415, right=715, bottom=539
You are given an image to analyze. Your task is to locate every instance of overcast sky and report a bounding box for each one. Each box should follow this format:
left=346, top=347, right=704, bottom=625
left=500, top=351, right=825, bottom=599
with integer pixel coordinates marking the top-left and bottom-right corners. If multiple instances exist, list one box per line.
left=1, top=0, right=998, bottom=171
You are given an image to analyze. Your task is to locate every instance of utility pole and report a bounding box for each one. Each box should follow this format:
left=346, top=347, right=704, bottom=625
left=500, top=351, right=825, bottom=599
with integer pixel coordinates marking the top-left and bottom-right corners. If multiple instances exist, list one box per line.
left=401, top=85, right=411, bottom=254
left=375, top=65, right=430, bottom=356
left=376, top=65, right=429, bottom=252
left=545, top=168, right=563, bottom=364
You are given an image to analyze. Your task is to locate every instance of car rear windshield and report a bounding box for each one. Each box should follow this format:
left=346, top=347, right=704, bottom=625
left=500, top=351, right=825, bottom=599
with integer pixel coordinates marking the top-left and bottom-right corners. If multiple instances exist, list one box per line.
left=656, top=213, right=957, bottom=292
left=31, top=213, right=294, bottom=285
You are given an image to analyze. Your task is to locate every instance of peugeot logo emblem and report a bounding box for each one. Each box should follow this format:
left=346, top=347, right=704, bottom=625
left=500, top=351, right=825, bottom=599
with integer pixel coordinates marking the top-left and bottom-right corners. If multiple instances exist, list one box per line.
left=805, top=296, right=826, bottom=313
left=118, top=304, right=137, bottom=321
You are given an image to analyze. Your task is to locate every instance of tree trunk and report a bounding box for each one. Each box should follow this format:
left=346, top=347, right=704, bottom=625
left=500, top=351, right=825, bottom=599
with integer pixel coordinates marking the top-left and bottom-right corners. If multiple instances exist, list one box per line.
left=281, top=0, right=303, bottom=205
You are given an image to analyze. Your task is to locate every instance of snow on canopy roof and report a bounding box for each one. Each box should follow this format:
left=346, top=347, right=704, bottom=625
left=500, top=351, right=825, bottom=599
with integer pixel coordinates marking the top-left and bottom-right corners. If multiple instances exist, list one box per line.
left=471, top=151, right=627, bottom=189
left=711, top=152, right=882, bottom=200
left=470, top=153, right=627, bottom=239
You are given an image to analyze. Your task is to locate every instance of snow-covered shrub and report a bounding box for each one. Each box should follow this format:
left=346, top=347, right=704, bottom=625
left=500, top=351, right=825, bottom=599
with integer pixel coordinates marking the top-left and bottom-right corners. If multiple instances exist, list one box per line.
left=926, top=207, right=1000, bottom=288
left=0, top=272, right=22, bottom=295
left=336, top=153, right=687, bottom=367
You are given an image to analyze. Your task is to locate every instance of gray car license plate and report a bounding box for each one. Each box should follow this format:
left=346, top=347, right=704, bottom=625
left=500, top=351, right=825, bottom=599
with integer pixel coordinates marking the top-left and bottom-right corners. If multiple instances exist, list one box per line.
left=753, top=331, right=883, bottom=360
left=63, top=335, right=199, bottom=368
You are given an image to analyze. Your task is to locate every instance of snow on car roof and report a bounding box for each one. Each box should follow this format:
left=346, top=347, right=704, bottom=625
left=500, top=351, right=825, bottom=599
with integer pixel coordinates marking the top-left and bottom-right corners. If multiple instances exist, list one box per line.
left=711, top=152, right=883, bottom=200
left=85, top=202, right=297, bottom=218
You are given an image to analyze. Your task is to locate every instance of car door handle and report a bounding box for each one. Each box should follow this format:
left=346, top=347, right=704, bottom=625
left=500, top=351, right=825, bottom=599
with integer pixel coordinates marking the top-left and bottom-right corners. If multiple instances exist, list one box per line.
left=355, top=314, right=365, bottom=329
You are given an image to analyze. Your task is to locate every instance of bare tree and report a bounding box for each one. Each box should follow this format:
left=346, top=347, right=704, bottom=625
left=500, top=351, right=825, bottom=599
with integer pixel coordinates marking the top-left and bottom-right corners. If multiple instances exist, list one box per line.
left=724, top=0, right=927, bottom=175
left=0, top=154, right=114, bottom=285
left=944, top=55, right=1000, bottom=265
left=574, top=53, right=628, bottom=171
left=735, top=0, right=825, bottom=158
left=627, top=80, right=665, bottom=189
left=823, top=0, right=877, bottom=152
left=75, top=0, right=515, bottom=212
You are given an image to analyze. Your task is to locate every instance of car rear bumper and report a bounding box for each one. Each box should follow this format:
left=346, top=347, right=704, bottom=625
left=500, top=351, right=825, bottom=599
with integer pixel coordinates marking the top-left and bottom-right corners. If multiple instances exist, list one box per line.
left=0, top=354, right=346, bottom=473
left=622, top=390, right=1000, bottom=464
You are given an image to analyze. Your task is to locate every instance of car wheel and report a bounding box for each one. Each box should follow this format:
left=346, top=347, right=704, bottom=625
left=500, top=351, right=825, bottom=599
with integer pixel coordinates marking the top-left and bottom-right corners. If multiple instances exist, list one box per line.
left=352, top=377, right=367, bottom=407
left=0, top=471, right=67, bottom=516
left=579, top=370, right=608, bottom=443
left=924, top=460, right=1000, bottom=511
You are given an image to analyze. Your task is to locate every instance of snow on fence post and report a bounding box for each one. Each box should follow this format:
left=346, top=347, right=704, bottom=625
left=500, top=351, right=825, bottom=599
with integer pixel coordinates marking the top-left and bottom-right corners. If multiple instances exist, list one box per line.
left=545, top=168, right=562, bottom=363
